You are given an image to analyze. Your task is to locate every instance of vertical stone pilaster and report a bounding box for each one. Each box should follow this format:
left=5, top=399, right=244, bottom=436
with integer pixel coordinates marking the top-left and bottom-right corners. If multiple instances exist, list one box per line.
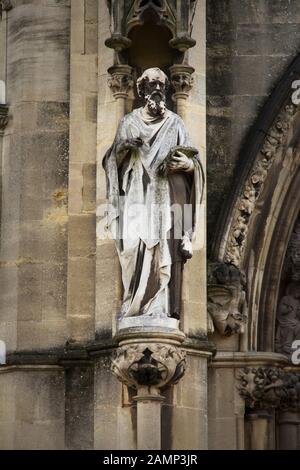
left=94, top=0, right=136, bottom=449
left=0, top=0, right=70, bottom=450
left=1, top=0, right=70, bottom=352
left=67, top=0, right=98, bottom=345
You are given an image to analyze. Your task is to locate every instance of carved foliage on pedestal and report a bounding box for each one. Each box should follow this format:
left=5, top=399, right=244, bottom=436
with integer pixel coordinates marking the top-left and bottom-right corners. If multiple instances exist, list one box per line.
left=238, top=367, right=300, bottom=411
left=224, top=104, right=298, bottom=267
left=207, top=262, right=248, bottom=336
left=112, top=343, right=186, bottom=389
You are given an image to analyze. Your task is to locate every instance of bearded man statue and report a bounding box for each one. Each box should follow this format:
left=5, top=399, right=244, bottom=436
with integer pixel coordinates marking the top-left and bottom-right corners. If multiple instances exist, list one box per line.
left=103, top=67, right=204, bottom=324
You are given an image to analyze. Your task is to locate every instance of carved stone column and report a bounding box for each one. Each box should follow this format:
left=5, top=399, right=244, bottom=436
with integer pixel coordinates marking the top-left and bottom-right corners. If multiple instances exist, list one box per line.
left=108, top=65, right=133, bottom=124
left=276, top=372, right=300, bottom=449
left=238, top=366, right=283, bottom=449
left=112, top=335, right=186, bottom=450
left=170, top=65, right=194, bottom=122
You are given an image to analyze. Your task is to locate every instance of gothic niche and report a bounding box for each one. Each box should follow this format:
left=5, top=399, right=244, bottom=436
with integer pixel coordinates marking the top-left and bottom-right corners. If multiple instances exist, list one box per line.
left=105, top=0, right=197, bottom=93
left=207, top=262, right=248, bottom=336
left=275, top=214, right=300, bottom=358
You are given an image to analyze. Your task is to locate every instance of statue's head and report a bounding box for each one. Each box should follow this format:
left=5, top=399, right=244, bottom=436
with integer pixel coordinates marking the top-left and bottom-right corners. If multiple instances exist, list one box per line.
left=137, top=67, right=169, bottom=117
left=278, top=295, right=299, bottom=318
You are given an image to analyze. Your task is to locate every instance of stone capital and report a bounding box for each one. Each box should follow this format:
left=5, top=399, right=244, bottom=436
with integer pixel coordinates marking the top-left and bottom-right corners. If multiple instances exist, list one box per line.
left=112, top=341, right=186, bottom=390
left=169, top=64, right=195, bottom=99
left=107, top=65, right=134, bottom=100
left=237, top=366, right=300, bottom=411
left=0, top=0, right=12, bottom=14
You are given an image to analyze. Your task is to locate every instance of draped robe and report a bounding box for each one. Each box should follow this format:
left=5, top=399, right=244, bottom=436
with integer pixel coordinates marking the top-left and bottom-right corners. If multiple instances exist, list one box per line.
left=103, top=107, right=203, bottom=319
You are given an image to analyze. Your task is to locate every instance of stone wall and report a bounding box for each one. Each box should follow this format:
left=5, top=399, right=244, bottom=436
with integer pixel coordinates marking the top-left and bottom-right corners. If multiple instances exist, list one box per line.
left=207, top=0, right=300, bottom=255
left=0, top=0, right=70, bottom=449
left=0, top=0, right=70, bottom=352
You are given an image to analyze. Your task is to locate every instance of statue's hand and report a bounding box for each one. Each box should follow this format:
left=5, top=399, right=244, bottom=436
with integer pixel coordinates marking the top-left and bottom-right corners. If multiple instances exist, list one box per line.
left=118, top=138, right=143, bottom=153
left=168, top=150, right=194, bottom=173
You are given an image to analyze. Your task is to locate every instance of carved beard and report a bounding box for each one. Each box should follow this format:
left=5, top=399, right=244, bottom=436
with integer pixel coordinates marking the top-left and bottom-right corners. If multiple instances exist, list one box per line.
left=145, top=91, right=166, bottom=117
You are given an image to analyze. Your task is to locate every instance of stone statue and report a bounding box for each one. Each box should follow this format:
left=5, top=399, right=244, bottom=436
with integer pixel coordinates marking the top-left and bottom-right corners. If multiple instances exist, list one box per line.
left=275, top=294, right=300, bottom=356
left=103, top=67, right=204, bottom=323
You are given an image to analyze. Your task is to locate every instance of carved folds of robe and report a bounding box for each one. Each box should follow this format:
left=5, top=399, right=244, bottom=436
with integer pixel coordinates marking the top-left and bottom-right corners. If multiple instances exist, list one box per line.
left=103, top=108, right=203, bottom=319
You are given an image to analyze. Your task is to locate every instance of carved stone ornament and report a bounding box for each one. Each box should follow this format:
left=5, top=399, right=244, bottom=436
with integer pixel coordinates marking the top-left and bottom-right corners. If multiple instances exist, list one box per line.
left=238, top=367, right=300, bottom=411
left=106, top=1, right=196, bottom=56
left=0, top=105, right=8, bottom=131
left=284, top=218, right=300, bottom=282
left=107, top=65, right=134, bottom=99
left=0, top=0, right=12, bottom=14
left=111, top=343, right=186, bottom=389
left=275, top=292, right=300, bottom=358
left=126, top=0, right=176, bottom=35
left=207, top=262, right=248, bottom=336
left=224, top=103, right=298, bottom=267
left=170, top=65, right=195, bottom=99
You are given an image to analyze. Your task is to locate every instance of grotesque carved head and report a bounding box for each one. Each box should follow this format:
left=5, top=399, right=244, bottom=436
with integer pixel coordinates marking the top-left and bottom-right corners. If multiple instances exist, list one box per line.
left=137, top=67, right=169, bottom=117
left=207, top=262, right=248, bottom=336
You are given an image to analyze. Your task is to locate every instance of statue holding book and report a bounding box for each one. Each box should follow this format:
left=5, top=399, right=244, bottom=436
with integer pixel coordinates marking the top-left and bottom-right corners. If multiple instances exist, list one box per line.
left=103, top=67, right=204, bottom=323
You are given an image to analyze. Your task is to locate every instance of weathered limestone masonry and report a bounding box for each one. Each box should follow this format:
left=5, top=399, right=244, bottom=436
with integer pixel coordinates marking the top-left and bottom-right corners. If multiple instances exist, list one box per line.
left=207, top=0, right=300, bottom=450
left=0, top=0, right=70, bottom=448
left=207, top=0, right=300, bottom=256
left=64, top=0, right=98, bottom=450
left=1, top=0, right=300, bottom=451
left=0, top=0, right=209, bottom=451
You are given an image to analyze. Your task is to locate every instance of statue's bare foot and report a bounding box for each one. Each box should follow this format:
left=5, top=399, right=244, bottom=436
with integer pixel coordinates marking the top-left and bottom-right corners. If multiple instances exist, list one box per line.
left=180, top=234, right=193, bottom=259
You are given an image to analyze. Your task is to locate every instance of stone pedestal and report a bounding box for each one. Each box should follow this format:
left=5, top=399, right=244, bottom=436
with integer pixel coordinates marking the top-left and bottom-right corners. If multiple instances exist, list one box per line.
left=112, top=327, right=186, bottom=450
